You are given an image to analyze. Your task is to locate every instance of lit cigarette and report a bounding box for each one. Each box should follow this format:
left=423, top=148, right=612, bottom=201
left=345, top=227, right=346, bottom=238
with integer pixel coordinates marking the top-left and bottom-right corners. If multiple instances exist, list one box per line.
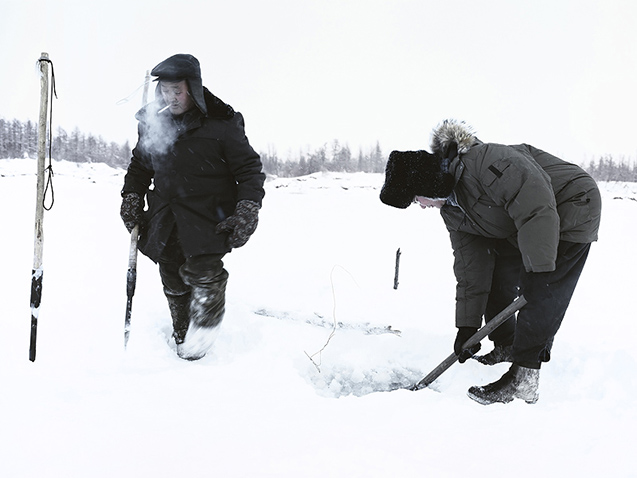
left=158, top=104, right=172, bottom=113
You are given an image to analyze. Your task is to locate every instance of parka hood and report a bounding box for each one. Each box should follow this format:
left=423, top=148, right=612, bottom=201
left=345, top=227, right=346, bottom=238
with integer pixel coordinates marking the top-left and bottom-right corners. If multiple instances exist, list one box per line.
left=430, top=119, right=480, bottom=160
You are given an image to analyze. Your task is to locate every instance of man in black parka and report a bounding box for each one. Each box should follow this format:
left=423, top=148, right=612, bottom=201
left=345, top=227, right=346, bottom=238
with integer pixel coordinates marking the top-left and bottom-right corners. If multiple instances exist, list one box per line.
left=120, top=54, right=265, bottom=360
left=380, top=119, right=601, bottom=405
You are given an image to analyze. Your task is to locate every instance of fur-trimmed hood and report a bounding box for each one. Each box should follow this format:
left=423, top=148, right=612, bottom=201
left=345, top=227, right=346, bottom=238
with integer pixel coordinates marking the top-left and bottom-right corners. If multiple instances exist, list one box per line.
left=430, top=119, right=480, bottom=160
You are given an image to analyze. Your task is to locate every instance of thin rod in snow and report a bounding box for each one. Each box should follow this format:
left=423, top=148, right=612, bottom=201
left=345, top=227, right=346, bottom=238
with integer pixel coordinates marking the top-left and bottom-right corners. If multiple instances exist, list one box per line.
left=29, top=53, right=52, bottom=362
left=124, top=224, right=140, bottom=349
left=393, top=248, right=401, bottom=289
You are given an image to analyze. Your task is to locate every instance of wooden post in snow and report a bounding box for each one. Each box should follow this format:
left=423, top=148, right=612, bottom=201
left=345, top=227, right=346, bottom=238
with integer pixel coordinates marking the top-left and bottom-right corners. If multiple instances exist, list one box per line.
left=29, top=52, right=51, bottom=362
left=393, top=248, right=401, bottom=290
left=141, top=70, right=150, bottom=106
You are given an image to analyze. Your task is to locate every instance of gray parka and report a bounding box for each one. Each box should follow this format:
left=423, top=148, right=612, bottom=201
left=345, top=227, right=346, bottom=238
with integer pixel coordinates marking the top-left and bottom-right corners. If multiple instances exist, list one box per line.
left=431, top=121, right=601, bottom=327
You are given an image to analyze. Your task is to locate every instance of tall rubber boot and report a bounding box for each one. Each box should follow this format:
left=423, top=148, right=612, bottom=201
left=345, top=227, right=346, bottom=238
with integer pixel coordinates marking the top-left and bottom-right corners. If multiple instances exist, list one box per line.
left=467, top=364, right=540, bottom=405
left=166, top=293, right=191, bottom=345
left=177, top=267, right=229, bottom=361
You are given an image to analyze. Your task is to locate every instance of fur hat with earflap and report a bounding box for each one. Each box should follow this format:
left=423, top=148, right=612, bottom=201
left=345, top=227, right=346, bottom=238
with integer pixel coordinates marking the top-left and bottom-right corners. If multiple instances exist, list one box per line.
left=151, top=53, right=208, bottom=115
left=380, top=149, right=455, bottom=209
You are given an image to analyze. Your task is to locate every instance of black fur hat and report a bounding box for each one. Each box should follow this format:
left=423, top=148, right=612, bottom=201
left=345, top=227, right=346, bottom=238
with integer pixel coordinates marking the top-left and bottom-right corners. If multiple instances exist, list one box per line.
left=151, top=53, right=207, bottom=115
left=380, top=150, right=455, bottom=209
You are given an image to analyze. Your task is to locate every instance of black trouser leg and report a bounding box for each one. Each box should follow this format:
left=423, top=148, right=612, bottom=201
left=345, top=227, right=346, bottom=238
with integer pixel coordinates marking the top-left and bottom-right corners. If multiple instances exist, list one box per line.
left=158, top=228, right=191, bottom=339
left=485, top=240, right=522, bottom=346
left=514, top=242, right=591, bottom=367
left=157, top=228, right=228, bottom=336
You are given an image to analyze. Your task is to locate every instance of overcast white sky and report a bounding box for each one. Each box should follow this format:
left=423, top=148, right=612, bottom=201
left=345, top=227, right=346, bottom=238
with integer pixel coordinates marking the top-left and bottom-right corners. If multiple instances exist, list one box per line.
left=2, top=0, right=636, bottom=163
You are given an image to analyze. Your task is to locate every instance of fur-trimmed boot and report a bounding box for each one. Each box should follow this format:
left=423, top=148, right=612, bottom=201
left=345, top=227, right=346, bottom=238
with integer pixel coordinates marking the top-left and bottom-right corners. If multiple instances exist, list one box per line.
left=166, top=293, right=191, bottom=345
left=474, top=344, right=513, bottom=365
left=467, top=364, right=540, bottom=405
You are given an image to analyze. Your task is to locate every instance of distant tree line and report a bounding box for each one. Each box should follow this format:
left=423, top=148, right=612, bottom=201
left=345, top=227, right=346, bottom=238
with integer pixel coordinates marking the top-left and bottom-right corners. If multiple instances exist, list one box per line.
left=584, top=155, right=637, bottom=182
left=0, top=118, right=38, bottom=159
left=0, top=117, right=387, bottom=175
left=2, top=117, right=636, bottom=181
left=0, top=118, right=131, bottom=168
left=260, top=140, right=387, bottom=177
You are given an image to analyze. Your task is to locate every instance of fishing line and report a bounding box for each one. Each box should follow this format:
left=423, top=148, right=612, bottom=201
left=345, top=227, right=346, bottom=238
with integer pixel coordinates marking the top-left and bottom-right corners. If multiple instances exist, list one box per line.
left=305, top=264, right=360, bottom=372
left=116, top=80, right=148, bottom=105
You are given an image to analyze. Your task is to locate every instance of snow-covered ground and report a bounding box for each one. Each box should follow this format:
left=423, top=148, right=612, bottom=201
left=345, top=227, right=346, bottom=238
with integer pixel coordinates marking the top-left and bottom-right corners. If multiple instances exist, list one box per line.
left=1, top=158, right=636, bottom=477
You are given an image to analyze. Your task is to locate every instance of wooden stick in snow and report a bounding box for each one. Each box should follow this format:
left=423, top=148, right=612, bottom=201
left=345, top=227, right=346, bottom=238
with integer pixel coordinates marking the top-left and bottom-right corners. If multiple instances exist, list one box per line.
left=29, top=52, right=51, bottom=362
left=393, top=248, right=401, bottom=289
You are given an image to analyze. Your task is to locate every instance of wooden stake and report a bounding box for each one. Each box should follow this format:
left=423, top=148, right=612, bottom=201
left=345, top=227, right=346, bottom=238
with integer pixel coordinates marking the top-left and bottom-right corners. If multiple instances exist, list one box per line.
left=393, top=248, right=401, bottom=289
left=141, top=70, right=150, bottom=106
left=29, top=52, right=50, bottom=362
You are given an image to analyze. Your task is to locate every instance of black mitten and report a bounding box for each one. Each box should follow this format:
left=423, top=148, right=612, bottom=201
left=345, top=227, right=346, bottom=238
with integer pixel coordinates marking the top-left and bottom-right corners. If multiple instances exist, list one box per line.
left=454, top=327, right=481, bottom=363
left=120, top=192, right=144, bottom=233
left=215, top=200, right=260, bottom=248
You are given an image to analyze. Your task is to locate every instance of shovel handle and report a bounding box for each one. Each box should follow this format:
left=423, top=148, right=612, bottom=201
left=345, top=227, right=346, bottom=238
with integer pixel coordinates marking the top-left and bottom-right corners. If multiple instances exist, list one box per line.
left=128, top=224, right=140, bottom=269
left=411, top=295, right=527, bottom=391
left=124, top=224, right=140, bottom=349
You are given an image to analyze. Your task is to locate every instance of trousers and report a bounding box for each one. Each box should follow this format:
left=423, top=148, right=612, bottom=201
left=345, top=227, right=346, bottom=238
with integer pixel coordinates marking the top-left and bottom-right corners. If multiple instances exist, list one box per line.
left=158, top=227, right=228, bottom=335
left=485, top=239, right=591, bottom=368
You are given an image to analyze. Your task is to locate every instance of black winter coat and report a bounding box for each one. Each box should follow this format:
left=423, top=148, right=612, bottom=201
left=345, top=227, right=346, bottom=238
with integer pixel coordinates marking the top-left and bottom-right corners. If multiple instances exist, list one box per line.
left=122, top=88, right=265, bottom=262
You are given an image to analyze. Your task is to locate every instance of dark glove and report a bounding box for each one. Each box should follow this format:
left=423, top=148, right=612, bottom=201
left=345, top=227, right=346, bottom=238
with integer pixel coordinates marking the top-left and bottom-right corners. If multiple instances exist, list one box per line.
left=120, top=192, right=144, bottom=233
left=215, top=200, right=260, bottom=248
left=454, top=327, right=481, bottom=363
